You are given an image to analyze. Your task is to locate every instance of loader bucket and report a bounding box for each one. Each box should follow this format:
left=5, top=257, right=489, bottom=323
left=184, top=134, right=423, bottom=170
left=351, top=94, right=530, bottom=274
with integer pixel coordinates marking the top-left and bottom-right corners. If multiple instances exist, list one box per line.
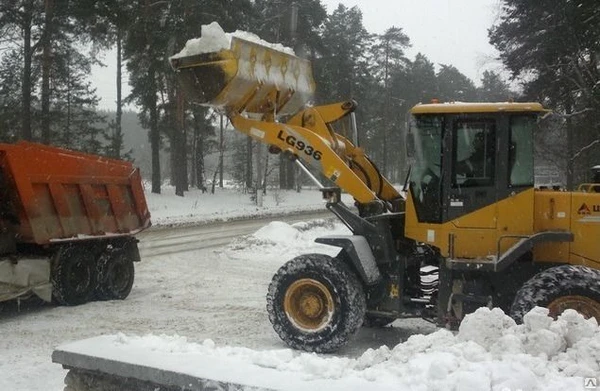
left=170, top=36, right=315, bottom=117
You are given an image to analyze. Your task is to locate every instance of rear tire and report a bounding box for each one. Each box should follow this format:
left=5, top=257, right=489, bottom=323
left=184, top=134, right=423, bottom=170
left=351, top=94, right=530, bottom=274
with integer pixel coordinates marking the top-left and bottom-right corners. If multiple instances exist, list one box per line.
left=266, top=254, right=366, bottom=353
left=510, top=265, right=600, bottom=323
left=52, top=245, right=98, bottom=306
left=95, top=246, right=135, bottom=301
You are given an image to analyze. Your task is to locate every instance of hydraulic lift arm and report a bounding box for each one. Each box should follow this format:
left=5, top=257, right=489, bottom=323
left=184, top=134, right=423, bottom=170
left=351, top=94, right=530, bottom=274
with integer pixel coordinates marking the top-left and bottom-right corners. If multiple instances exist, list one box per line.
left=170, top=32, right=402, bottom=210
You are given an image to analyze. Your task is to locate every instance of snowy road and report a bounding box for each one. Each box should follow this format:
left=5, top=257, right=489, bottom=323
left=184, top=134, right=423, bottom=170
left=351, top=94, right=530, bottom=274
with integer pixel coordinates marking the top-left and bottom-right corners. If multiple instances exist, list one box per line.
left=0, top=214, right=436, bottom=391
left=137, top=211, right=334, bottom=255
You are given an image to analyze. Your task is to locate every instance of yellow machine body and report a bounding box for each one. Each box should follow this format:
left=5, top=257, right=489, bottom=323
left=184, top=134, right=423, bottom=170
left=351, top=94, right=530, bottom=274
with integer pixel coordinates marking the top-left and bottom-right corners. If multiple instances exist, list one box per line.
left=405, top=188, right=600, bottom=269
left=171, top=30, right=600, bottom=352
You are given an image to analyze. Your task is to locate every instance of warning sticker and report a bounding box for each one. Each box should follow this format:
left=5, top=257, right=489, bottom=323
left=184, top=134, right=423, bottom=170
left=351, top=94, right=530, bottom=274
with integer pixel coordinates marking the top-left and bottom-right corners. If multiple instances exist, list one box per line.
left=578, top=203, right=591, bottom=215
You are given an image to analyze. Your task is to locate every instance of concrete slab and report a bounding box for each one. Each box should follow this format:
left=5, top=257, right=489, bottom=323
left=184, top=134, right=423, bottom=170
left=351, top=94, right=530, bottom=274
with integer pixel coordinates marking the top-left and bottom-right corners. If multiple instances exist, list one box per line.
left=52, top=336, right=274, bottom=391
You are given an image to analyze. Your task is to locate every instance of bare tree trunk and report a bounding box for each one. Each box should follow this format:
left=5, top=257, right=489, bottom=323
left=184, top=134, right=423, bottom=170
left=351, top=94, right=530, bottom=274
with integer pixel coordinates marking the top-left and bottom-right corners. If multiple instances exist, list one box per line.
left=255, top=143, right=264, bottom=206
left=21, top=0, right=34, bottom=141
left=566, top=96, right=574, bottom=190
left=286, top=159, right=295, bottom=189
left=192, top=109, right=206, bottom=191
left=174, top=89, right=185, bottom=197
left=41, top=0, right=54, bottom=144
left=279, top=154, right=285, bottom=189
left=113, top=27, right=123, bottom=158
left=382, top=44, right=390, bottom=176
left=143, top=0, right=160, bottom=194
left=149, top=69, right=161, bottom=194
left=219, top=114, right=224, bottom=188
left=246, top=136, right=253, bottom=190
left=190, top=131, right=197, bottom=188
left=263, top=151, right=269, bottom=195
left=211, top=164, right=219, bottom=194
left=295, top=166, right=301, bottom=193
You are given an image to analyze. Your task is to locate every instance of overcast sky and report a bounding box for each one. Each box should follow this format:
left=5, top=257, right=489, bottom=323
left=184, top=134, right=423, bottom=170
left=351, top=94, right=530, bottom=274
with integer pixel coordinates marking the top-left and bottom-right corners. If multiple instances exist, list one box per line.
left=320, top=0, right=504, bottom=79
left=92, top=0, right=504, bottom=111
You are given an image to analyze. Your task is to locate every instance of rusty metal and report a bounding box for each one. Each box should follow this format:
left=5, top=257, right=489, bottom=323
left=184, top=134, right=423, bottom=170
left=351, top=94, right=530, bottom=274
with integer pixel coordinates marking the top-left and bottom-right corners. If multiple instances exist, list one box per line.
left=283, top=278, right=334, bottom=331
left=547, top=295, right=600, bottom=321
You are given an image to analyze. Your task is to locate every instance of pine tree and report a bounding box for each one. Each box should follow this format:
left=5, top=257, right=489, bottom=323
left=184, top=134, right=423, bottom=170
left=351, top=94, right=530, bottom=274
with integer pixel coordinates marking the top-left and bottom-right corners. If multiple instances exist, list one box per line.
left=124, top=0, right=256, bottom=195
left=89, top=0, right=133, bottom=159
left=477, top=70, right=513, bottom=102
left=1, top=0, right=111, bottom=147
left=489, top=0, right=600, bottom=187
left=0, top=0, right=42, bottom=141
left=251, top=0, right=327, bottom=191
left=436, top=64, right=478, bottom=102
left=251, top=0, right=326, bottom=56
left=315, top=5, right=372, bottom=103
left=368, top=27, right=410, bottom=179
left=49, top=45, right=107, bottom=152
left=0, top=50, right=25, bottom=142
left=398, top=53, right=438, bottom=106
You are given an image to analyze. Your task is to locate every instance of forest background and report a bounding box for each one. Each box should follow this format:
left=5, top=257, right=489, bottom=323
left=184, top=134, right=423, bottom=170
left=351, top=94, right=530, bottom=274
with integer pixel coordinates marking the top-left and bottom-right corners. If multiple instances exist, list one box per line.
left=1, top=0, right=598, bottom=197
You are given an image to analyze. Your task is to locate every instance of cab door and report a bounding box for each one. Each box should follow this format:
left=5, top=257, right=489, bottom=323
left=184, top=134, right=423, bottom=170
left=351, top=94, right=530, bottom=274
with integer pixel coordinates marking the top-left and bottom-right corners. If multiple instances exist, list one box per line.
left=445, top=116, right=498, bottom=228
left=443, top=114, right=536, bottom=259
left=441, top=115, right=499, bottom=258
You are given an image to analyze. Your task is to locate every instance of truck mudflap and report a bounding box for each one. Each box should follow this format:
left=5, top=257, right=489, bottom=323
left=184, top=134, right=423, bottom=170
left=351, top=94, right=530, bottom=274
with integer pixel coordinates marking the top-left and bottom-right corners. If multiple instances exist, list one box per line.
left=315, top=235, right=381, bottom=285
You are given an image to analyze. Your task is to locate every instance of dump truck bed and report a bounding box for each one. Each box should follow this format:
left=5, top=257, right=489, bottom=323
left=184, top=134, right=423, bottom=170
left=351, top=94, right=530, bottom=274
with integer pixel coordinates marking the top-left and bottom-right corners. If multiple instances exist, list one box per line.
left=0, top=142, right=151, bottom=245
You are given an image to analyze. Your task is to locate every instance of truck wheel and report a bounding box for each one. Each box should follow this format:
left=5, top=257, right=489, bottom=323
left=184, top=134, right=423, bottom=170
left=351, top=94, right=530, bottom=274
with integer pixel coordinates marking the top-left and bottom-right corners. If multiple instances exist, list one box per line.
left=266, top=254, right=366, bottom=353
left=52, top=245, right=98, bottom=306
left=510, top=265, right=600, bottom=323
left=96, top=247, right=135, bottom=300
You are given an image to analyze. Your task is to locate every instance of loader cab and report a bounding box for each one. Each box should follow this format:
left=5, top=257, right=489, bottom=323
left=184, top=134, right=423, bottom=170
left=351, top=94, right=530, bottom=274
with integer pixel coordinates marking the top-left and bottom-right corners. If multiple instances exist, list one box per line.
left=407, top=102, right=545, bottom=226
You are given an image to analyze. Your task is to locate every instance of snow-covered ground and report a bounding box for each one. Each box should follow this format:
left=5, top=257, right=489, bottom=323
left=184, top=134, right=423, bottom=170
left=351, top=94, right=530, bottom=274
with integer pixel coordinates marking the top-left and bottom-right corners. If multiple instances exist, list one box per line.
left=145, top=184, right=343, bottom=226
left=1, top=186, right=599, bottom=391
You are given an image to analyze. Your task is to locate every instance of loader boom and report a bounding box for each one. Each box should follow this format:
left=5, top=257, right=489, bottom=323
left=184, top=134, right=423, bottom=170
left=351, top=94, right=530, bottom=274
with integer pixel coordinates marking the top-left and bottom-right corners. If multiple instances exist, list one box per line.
left=170, top=28, right=402, bottom=210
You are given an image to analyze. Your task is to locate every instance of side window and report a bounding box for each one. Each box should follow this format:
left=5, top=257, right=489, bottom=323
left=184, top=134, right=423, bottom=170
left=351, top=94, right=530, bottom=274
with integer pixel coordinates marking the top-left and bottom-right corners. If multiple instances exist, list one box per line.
left=453, top=119, right=496, bottom=187
left=509, top=116, right=534, bottom=186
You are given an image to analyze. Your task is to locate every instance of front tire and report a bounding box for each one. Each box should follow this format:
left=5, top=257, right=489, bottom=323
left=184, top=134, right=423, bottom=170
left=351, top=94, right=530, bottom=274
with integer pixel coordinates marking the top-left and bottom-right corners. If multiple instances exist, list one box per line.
left=510, top=265, right=600, bottom=323
left=52, top=245, right=98, bottom=306
left=266, top=254, right=366, bottom=353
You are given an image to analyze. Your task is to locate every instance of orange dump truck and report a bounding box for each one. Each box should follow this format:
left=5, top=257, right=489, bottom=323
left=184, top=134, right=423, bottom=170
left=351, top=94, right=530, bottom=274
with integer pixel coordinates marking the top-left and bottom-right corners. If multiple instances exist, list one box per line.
left=0, top=142, right=151, bottom=305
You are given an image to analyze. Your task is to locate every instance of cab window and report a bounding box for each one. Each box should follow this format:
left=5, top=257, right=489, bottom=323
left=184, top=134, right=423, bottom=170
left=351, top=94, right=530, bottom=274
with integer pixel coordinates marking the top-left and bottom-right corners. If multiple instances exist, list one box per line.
left=509, top=116, right=535, bottom=187
left=453, top=119, right=496, bottom=187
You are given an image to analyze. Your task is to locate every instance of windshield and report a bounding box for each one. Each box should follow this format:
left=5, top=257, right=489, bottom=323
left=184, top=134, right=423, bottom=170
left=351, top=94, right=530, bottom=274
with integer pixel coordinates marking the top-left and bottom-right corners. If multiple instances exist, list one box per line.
left=408, top=114, right=444, bottom=222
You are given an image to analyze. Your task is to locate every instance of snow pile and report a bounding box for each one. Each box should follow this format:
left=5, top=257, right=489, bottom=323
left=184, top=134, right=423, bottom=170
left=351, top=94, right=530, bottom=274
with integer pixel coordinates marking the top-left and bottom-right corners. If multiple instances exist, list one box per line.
left=253, top=221, right=301, bottom=242
left=226, top=219, right=348, bottom=257
left=68, top=307, right=599, bottom=390
left=170, top=21, right=295, bottom=59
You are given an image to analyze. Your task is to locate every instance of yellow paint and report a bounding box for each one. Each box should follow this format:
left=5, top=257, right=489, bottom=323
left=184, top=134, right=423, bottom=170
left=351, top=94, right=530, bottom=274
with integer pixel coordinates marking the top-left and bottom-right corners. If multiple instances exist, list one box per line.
left=406, top=187, right=600, bottom=270
left=410, top=102, right=547, bottom=114
left=407, top=189, right=535, bottom=259
left=569, top=191, right=600, bottom=267
left=533, top=191, right=571, bottom=263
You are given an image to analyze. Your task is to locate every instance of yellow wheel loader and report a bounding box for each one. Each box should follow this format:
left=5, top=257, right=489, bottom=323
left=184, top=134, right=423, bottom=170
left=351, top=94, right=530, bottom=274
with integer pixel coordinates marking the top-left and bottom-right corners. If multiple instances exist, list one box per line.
left=171, top=30, right=600, bottom=353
